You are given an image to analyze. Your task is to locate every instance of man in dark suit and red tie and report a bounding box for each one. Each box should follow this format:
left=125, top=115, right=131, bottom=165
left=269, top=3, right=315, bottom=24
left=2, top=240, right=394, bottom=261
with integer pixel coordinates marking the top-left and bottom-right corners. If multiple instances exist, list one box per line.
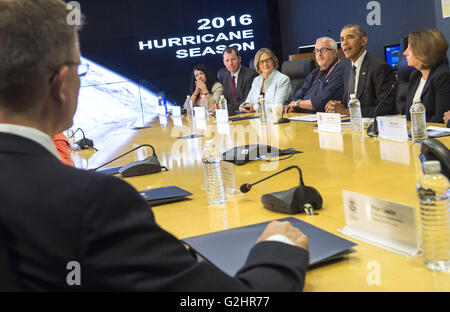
left=217, top=47, right=258, bottom=113
left=325, top=25, right=397, bottom=117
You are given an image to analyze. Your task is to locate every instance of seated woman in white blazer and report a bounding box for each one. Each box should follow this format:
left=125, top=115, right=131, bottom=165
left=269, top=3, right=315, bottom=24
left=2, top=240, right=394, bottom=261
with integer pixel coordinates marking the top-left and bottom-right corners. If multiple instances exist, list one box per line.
left=239, top=48, right=292, bottom=112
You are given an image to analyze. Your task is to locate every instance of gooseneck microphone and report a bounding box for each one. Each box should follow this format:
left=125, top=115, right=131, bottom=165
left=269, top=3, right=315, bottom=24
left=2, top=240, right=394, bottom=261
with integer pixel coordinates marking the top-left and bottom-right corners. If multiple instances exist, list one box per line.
left=367, top=81, right=398, bottom=137
left=240, top=165, right=322, bottom=214
left=92, top=144, right=166, bottom=177
left=70, top=128, right=95, bottom=150
left=277, top=104, right=291, bottom=124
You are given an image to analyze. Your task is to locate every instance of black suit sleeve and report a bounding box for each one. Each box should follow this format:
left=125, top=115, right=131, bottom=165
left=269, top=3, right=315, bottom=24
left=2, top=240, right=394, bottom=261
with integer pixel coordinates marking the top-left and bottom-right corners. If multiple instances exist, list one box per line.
left=430, top=70, right=450, bottom=123
left=80, top=174, right=309, bottom=291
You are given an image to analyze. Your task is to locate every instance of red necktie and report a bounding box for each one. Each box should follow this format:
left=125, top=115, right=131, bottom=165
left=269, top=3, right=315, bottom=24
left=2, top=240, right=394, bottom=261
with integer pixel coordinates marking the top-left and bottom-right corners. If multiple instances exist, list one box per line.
left=231, top=75, right=237, bottom=104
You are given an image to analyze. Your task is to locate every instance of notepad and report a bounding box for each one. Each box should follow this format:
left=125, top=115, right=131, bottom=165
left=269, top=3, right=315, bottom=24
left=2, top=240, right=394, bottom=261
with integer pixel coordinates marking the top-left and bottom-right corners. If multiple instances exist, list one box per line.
left=183, top=217, right=357, bottom=276
left=139, top=186, right=192, bottom=206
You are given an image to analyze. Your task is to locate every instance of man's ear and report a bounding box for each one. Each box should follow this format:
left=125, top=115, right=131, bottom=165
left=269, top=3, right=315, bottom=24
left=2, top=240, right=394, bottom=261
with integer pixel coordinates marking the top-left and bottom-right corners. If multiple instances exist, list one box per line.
left=362, top=36, right=369, bottom=47
left=50, top=66, right=70, bottom=105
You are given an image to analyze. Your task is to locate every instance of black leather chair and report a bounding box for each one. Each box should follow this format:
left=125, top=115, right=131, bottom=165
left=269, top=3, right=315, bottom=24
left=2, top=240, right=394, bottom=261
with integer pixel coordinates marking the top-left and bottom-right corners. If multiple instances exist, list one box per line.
left=396, top=55, right=416, bottom=115
left=0, top=229, right=22, bottom=291
left=281, top=59, right=316, bottom=94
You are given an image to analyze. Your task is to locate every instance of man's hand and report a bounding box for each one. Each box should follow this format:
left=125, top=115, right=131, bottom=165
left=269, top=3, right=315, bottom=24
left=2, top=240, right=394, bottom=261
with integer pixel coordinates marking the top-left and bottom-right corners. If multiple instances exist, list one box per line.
left=325, top=100, right=349, bottom=115
left=444, top=110, right=450, bottom=124
left=239, top=103, right=255, bottom=113
left=284, top=101, right=298, bottom=113
left=257, top=221, right=309, bottom=250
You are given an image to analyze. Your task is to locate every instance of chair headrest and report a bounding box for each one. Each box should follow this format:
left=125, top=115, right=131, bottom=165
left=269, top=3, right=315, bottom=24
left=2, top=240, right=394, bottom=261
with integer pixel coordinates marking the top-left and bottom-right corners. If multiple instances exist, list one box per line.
left=397, top=55, right=416, bottom=82
left=281, top=59, right=315, bottom=79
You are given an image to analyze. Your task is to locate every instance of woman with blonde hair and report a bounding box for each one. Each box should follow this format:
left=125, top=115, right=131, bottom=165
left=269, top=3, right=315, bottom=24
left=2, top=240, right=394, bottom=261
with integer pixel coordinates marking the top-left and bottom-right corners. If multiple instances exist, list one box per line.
left=403, top=29, right=450, bottom=123
left=239, top=48, right=291, bottom=112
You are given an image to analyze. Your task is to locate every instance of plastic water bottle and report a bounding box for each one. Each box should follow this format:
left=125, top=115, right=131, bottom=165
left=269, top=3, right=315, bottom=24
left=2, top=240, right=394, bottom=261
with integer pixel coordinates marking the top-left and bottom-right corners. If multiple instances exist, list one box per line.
left=218, top=95, right=228, bottom=111
left=185, top=95, right=193, bottom=116
left=348, top=94, right=363, bottom=131
left=202, top=142, right=227, bottom=205
left=258, top=95, right=268, bottom=123
left=410, top=98, right=427, bottom=142
left=200, top=94, right=208, bottom=116
left=158, top=92, right=168, bottom=115
left=417, top=160, right=449, bottom=272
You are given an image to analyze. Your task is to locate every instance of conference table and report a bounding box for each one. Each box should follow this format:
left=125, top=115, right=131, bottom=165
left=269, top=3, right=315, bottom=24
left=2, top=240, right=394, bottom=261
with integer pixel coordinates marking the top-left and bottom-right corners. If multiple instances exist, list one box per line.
left=76, top=112, right=450, bottom=292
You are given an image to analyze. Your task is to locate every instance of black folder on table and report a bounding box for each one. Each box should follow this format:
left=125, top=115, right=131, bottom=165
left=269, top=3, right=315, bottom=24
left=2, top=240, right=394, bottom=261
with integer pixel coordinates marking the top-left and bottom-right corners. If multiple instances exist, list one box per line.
left=138, top=186, right=192, bottom=206
left=183, top=217, right=357, bottom=276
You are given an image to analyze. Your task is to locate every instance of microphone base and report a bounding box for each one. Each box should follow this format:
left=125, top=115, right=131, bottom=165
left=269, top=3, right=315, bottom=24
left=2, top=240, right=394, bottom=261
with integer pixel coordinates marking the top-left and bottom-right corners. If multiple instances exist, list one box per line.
left=277, top=117, right=290, bottom=124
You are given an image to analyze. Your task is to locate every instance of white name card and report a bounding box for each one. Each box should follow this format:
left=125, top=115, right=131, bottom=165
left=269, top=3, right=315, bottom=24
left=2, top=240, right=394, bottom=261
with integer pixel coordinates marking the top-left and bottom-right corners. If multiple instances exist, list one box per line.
left=171, top=106, right=181, bottom=117
left=339, top=190, right=420, bottom=257
left=216, top=109, right=229, bottom=123
left=217, top=122, right=230, bottom=135
left=172, top=116, right=183, bottom=127
left=157, top=106, right=166, bottom=116
left=194, top=107, right=206, bottom=120
left=317, top=112, right=342, bottom=133
left=377, top=116, right=408, bottom=142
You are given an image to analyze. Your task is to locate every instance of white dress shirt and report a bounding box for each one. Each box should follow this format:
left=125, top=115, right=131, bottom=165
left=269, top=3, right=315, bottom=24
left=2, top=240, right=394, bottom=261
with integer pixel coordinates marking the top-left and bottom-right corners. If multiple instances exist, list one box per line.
left=352, top=50, right=367, bottom=95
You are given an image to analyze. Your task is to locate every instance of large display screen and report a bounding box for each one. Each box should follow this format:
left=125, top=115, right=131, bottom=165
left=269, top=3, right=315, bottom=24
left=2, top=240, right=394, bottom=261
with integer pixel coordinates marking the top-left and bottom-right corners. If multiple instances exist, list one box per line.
left=77, top=0, right=276, bottom=105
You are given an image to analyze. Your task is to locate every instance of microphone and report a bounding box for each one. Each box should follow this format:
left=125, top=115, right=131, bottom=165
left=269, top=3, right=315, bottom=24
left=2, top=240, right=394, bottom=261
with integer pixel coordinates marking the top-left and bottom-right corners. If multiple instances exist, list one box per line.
left=240, top=165, right=323, bottom=214
left=70, top=128, right=95, bottom=150
left=277, top=104, right=291, bottom=124
left=92, top=144, right=166, bottom=178
left=367, top=81, right=398, bottom=137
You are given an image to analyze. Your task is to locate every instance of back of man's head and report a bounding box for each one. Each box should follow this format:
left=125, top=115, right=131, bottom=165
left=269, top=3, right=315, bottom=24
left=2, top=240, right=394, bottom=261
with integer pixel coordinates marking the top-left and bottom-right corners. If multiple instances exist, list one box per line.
left=0, top=0, right=81, bottom=111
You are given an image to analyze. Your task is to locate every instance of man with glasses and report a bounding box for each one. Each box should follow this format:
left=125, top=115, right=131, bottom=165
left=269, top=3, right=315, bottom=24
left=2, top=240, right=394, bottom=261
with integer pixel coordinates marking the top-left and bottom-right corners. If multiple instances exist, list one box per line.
left=0, top=0, right=309, bottom=291
left=325, top=25, right=397, bottom=117
left=285, top=37, right=345, bottom=113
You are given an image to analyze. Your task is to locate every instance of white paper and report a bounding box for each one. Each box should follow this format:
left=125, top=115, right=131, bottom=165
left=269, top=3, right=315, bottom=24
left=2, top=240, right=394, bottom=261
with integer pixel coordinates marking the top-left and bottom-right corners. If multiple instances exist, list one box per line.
left=317, top=112, right=342, bottom=133
left=340, top=190, right=420, bottom=257
left=377, top=116, right=408, bottom=142
left=289, top=114, right=317, bottom=122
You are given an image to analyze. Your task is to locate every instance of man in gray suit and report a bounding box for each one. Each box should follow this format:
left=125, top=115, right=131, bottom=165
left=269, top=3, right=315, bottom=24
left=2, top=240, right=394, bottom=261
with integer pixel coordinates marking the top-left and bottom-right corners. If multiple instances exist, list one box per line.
left=217, top=47, right=258, bottom=113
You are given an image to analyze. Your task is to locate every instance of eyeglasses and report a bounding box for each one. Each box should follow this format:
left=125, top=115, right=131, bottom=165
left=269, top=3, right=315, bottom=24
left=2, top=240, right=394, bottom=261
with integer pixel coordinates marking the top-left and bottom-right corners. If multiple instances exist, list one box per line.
left=313, top=48, right=333, bottom=55
left=49, top=61, right=90, bottom=83
left=259, top=58, right=273, bottom=65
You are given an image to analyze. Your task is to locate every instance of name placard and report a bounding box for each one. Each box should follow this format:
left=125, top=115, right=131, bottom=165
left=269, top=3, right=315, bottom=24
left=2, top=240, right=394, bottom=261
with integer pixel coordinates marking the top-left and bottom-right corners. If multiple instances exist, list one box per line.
left=194, top=107, right=206, bottom=120
left=317, top=112, right=342, bottom=133
left=215, top=109, right=229, bottom=123
left=173, top=116, right=183, bottom=127
left=171, top=106, right=181, bottom=117
left=220, top=161, right=239, bottom=196
left=157, top=106, right=167, bottom=116
left=339, top=190, right=420, bottom=257
left=377, top=116, right=408, bottom=142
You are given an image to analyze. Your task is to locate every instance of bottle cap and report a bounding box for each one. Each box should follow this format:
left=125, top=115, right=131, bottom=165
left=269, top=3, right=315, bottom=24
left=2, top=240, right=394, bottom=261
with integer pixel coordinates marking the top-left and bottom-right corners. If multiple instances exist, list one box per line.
left=423, top=160, right=441, bottom=174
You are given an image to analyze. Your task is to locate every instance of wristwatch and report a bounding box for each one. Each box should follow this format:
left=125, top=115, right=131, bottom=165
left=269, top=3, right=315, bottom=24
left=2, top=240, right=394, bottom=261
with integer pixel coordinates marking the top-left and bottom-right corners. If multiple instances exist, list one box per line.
left=296, top=100, right=301, bottom=109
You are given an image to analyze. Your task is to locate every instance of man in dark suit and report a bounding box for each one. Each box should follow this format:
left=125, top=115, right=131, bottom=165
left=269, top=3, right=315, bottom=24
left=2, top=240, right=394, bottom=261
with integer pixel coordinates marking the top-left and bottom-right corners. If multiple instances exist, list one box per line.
left=325, top=25, right=397, bottom=117
left=217, top=47, right=258, bottom=113
left=0, top=0, right=309, bottom=291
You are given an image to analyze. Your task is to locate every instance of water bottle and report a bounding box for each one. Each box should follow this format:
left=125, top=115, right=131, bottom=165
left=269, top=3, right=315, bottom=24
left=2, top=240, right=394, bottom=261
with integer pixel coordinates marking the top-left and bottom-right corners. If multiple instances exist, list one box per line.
left=158, top=92, right=168, bottom=115
left=258, top=95, right=268, bottom=123
left=348, top=94, right=363, bottom=131
left=218, top=95, right=228, bottom=111
left=185, top=95, right=193, bottom=116
left=410, top=98, right=427, bottom=142
left=202, top=142, right=227, bottom=205
left=417, top=160, right=449, bottom=272
left=200, top=94, right=208, bottom=116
